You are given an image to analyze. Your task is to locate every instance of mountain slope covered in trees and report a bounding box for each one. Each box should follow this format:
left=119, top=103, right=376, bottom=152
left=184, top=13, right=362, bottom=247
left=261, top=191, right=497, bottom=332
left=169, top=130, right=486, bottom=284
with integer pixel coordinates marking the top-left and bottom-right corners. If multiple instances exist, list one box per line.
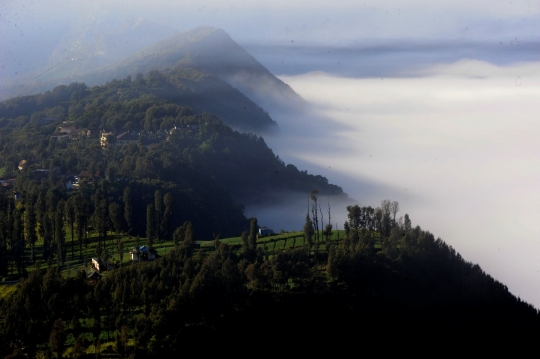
left=0, top=71, right=345, bottom=240
left=1, top=211, right=538, bottom=357
left=0, top=26, right=303, bottom=132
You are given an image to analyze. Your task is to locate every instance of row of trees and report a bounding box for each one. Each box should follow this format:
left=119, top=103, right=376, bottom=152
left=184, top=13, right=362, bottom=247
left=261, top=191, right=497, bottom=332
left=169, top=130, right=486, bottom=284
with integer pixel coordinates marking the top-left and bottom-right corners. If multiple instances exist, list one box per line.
left=0, top=180, right=179, bottom=277
left=301, top=190, right=402, bottom=253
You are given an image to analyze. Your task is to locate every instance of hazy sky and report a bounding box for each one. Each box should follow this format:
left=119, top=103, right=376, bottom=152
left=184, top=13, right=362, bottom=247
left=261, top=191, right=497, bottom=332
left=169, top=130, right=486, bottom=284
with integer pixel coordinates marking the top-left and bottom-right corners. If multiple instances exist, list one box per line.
left=2, top=0, right=540, bottom=307
left=2, top=0, right=539, bottom=44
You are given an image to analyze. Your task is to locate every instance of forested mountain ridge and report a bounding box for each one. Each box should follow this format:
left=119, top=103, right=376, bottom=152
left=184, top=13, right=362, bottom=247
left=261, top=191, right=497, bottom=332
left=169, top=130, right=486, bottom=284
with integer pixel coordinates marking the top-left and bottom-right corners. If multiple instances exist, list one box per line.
left=0, top=26, right=304, bottom=123
left=0, top=71, right=345, bottom=239
left=0, top=17, right=175, bottom=101
left=1, top=64, right=277, bottom=134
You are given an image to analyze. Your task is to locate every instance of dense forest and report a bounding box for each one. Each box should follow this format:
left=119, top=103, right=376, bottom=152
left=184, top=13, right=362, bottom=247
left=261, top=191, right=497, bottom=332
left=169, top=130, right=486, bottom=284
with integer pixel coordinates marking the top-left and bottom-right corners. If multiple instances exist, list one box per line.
left=1, top=199, right=538, bottom=357
left=0, top=71, right=344, bottom=241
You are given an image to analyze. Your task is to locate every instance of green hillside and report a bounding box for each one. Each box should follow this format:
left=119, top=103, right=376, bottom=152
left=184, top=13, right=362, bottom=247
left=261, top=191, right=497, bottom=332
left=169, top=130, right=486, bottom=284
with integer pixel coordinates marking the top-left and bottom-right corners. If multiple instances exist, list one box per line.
left=1, top=211, right=538, bottom=357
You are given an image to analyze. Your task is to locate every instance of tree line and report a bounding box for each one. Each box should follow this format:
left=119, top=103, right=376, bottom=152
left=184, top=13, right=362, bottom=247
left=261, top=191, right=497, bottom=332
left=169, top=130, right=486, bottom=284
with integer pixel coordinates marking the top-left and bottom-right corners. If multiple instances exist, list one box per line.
left=0, top=179, right=183, bottom=277
left=2, top=200, right=539, bottom=357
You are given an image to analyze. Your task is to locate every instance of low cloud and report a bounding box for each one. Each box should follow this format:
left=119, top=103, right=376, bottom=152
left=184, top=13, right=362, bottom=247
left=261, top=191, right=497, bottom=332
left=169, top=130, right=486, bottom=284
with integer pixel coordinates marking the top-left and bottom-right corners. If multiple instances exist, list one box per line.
left=269, top=60, right=540, bottom=308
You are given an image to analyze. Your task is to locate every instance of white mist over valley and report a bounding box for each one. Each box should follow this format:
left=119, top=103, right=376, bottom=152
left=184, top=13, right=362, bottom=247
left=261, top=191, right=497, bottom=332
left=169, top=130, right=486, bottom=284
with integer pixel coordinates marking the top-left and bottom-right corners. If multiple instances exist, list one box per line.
left=265, top=60, right=540, bottom=308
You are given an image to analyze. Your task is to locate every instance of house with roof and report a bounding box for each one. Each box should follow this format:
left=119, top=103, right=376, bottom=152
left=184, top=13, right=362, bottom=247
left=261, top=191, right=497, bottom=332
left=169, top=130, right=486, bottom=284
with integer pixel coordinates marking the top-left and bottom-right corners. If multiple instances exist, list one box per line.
left=50, top=124, right=81, bottom=141
left=115, top=132, right=140, bottom=146
left=129, top=246, right=157, bottom=262
left=78, top=170, right=91, bottom=180
left=91, top=258, right=114, bottom=272
left=129, top=247, right=140, bottom=262
left=259, top=227, right=274, bottom=236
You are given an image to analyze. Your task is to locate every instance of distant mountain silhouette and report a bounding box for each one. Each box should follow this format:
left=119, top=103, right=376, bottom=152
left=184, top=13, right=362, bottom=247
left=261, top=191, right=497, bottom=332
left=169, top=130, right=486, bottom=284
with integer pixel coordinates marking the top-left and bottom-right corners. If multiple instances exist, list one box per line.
left=78, top=26, right=305, bottom=114
left=0, top=26, right=303, bottom=133
left=0, top=17, right=174, bottom=96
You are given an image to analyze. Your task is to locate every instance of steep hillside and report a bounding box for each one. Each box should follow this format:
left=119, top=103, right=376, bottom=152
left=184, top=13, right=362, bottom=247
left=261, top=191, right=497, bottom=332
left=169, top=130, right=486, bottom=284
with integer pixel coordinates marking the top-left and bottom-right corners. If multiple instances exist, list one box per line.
left=0, top=27, right=304, bottom=122
left=0, top=74, right=345, bottom=236
left=116, top=26, right=306, bottom=113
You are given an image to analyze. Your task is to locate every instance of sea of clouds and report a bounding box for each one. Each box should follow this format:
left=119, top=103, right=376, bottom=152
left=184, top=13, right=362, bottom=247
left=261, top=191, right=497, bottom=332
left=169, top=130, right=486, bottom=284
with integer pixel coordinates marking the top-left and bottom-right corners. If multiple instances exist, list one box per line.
left=263, top=59, right=540, bottom=308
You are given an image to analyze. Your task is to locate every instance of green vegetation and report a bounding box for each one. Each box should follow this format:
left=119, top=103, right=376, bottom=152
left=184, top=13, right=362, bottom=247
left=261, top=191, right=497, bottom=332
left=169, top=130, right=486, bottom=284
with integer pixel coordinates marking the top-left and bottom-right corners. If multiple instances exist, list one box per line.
left=1, top=201, right=539, bottom=357
left=0, top=284, right=17, bottom=300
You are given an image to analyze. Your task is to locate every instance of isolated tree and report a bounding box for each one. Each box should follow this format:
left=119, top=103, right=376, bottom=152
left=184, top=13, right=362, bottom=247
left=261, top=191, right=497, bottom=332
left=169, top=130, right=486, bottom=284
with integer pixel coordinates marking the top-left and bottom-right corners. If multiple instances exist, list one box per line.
left=65, top=196, right=76, bottom=260
left=172, top=225, right=184, bottom=247
left=325, top=197, right=333, bottom=243
left=175, top=221, right=195, bottom=258
left=404, top=213, right=412, bottom=232
left=183, top=221, right=195, bottom=248
left=108, top=202, right=123, bottom=244
left=391, top=201, right=400, bottom=226
left=241, top=230, right=249, bottom=256
left=146, top=204, right=155, bottom=248
left=55, top=200, right=66, bottom=266
left=154, top=190, right=163, bottom=241
left=324, top=222, right=333, bottom=246
left=93, top=189, right=108, bottom=245
left=123, top=186, right=133, bottom=236
left=161, top=192, right=174, bottom=241
left=310, top=190, right=319, bottom=243
left=12, top=208, right=25, bottom=274
left=248, top=218, right=258, bottom=252
left=303, top=214, right=314, bottom=250
left=42, top=213, right=53, bottom=261
left=380, top=200, right=392, bottom=238
left=74, top=193, right=89, bottom=259
left=24, top=203, right=38, bottom=263
left=117, top=240, right=124, bottom=262
left=346, top=205, right=361, bottom=231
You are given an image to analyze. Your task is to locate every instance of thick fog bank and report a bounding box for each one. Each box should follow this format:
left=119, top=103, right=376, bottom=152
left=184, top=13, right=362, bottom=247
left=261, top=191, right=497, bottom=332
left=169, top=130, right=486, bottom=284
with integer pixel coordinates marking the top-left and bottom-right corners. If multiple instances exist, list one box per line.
left=265, top=60, right=540, bottom=308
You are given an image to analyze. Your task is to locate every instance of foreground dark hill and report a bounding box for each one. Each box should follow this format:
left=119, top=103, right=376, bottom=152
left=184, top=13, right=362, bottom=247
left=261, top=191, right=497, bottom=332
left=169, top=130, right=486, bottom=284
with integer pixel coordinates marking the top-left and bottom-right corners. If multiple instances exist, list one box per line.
left=1, top=216, right=538, bottom=357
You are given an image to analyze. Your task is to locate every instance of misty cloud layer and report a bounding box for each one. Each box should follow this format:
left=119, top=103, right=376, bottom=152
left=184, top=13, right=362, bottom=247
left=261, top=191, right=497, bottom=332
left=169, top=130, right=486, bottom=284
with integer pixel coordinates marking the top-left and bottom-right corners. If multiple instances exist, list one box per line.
left=268, top=59, right=540, bottom=308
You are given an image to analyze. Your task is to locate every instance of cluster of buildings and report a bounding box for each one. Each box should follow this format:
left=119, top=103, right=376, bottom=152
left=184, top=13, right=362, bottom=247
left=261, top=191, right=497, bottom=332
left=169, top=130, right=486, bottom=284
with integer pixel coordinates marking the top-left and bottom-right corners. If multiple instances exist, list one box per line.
left=49, top=123, right=200, bottom=147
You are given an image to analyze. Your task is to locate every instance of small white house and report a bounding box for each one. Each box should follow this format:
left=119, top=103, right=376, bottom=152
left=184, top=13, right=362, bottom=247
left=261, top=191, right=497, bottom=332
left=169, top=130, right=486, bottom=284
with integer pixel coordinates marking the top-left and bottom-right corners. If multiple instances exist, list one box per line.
left=91, top=258, right=114, bottom=271
left=129, top=248, right=140, bottom=262
left=129, top=246, right=157, bottom=262
left=259, top=227, right=274, bottom=236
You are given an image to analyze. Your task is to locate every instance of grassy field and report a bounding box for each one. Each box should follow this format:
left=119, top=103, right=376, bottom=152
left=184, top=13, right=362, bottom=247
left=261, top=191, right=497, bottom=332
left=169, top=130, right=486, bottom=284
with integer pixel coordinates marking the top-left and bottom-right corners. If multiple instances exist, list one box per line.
left=0, top=228, right=359, bottom=300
